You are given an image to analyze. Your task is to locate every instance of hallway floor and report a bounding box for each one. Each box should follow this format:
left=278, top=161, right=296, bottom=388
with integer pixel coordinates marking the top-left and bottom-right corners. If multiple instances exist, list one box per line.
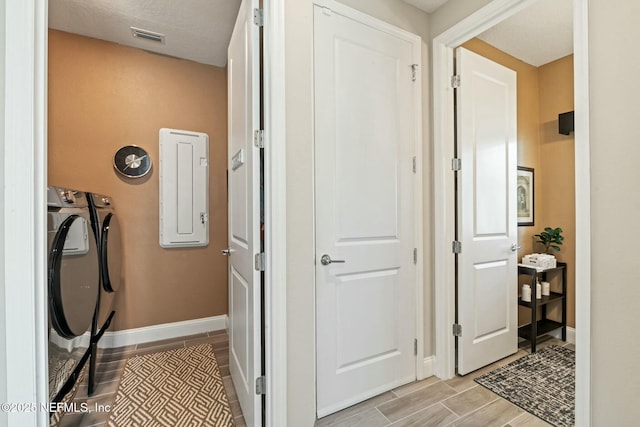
left=58, top=330, right=245, bottom=427
left=315, top=337, right=574, bottom=427
left=58, top=332, right=572, bottom=427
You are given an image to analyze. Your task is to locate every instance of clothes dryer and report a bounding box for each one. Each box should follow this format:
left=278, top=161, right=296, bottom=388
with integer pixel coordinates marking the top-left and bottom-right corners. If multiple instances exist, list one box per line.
left=47, top=186, right=99, bottom=407
left=87, top=193, right=122, bottom=394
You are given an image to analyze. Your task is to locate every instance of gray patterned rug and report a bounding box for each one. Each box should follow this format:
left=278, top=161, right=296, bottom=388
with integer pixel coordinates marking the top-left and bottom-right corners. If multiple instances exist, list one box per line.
left=107, top=344, right=235, bottom=426
left=475, top=345, right=575, bottom=427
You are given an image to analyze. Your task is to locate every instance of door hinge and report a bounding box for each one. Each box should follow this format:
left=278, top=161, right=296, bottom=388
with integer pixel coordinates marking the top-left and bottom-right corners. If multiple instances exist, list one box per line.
left=255, top=376, right=266, bottom=395
left=453, top=324, right=462, bottom=337
left=253, top=8, right=264, bottom=27
left=451, top=75, right=461, bottom=88
left=411, top=64, right=419, bottom=82
left=414, top=339, right=418, bottom=356
left=255, top=252, right=265, bottom=271
left=452, top=158, right=461, bottom=171
left=413, top=248, right=418, bottom=264
left=254, top=129, right=264, bottom=148
left=200, top=212, right=208, bottom=224
left=412, top=156, right=416, bottom=173
left=452, top=241, right=462, bottom=254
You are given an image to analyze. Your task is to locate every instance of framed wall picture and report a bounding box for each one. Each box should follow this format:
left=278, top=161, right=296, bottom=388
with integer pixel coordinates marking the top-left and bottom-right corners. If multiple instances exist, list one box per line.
left=517, top=167, right=534, bottom=226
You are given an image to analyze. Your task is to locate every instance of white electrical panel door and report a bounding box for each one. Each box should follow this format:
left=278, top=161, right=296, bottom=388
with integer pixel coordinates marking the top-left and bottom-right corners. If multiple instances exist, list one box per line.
left=159, top=128, right=209, bottom=248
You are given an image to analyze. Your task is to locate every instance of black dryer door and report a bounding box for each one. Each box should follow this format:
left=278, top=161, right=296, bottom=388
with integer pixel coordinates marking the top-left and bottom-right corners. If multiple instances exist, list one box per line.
left=48, top=214, right=99, bottom=338
left=101, top=213, right=122, bottom=292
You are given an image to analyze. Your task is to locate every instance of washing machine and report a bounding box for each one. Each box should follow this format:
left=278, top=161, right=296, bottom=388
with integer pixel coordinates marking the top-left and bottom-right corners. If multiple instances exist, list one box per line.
left=47, top=186, right=99, bottom=406
left=86, top=192, right=122, bottom=394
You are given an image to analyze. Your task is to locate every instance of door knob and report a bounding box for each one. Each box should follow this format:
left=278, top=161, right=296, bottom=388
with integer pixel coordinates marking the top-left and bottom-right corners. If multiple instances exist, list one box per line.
left=320, top=254, right=346, bottom=265
left=511, top=244, right=521, bottom=252
left=221, top=249, right=232, bottom=256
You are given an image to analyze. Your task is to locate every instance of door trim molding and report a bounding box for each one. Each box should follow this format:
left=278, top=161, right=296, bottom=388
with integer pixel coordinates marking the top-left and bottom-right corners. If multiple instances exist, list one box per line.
left=2, top=0, right=49, bottom=426
left=432, top=0, right=544, bottom=379
left=573, top=0, right=591, bottom=424
left=432, top=0, right=590, bottom=425
left=264, top=1, right=288, bottom=426
left=312, top=0, right=425, bottom=402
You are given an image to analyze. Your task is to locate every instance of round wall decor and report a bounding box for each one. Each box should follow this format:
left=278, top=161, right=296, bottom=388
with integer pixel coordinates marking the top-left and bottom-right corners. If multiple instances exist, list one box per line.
left=113, top=145, right=152, bottom=178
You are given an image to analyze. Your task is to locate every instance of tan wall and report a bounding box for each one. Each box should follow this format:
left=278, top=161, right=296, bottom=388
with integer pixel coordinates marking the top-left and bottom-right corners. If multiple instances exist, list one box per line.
left=538, top=55, right=575, bottom=327
left=590, top=0, right=640, bottom=423
left=284, top=1, right=431, bottom=424
left=48, top=30, right=228, bottom=331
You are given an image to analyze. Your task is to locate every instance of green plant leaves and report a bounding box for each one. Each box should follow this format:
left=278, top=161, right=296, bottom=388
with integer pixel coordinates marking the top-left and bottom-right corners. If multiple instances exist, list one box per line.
left=534, top=226, right=564, bottom=254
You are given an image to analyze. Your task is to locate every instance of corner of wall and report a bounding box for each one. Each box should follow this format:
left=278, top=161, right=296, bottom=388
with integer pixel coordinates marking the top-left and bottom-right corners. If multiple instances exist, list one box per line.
left=428, top=0, right=493, bottom=40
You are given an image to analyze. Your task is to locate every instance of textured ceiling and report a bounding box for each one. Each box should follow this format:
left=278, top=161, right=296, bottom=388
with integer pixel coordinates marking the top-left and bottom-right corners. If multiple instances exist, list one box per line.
left=49, top=0, right=572, bottom=69
left=48, top=0, right=242, bottom=67
left=477, top=0, right=573, bottom=66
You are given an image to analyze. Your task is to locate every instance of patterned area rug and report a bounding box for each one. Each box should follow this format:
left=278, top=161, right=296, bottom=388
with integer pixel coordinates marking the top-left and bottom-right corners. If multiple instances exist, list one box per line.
left=108, top=344, right=235, bottom=427
left=475, top=345, right=575, bottom=427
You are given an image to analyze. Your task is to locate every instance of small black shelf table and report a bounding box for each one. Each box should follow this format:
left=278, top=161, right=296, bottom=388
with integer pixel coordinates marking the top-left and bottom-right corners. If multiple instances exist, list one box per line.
left=517, top=262, right=567, bottom=352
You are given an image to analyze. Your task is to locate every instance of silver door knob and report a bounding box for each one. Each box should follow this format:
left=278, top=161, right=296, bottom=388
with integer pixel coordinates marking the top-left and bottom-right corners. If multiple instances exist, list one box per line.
left=511, top=244, right=521, bottom=252
left=221, top=249, right=232, bottom=256
left=320, top=254, right=346, bottom=265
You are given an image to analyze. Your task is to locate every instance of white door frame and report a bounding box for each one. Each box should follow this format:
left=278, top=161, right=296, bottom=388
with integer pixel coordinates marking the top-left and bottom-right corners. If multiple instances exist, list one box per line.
left=2, top=1, right=49, bottom=426
left=432, top=0, right=591, bottom=425
left=312, top=0, right=425, bottom=385
left=263, top=2, right=288, bottom=426
left=5, top=1, right=290, bottom=427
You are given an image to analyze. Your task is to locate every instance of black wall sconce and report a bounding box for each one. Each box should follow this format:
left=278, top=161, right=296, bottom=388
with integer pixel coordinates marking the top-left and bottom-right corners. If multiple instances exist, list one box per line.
left=558, top=111, right=574, bottom=135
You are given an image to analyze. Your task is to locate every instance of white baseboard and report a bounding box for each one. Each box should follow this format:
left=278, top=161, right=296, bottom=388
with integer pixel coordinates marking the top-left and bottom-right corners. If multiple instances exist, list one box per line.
left=98, top=315, right=228, bottom=349
left=549, top=326, right=576, bottom=345
left=49, top=330, right=91, bottom=353
left=422, top=355, right=435, bottom=378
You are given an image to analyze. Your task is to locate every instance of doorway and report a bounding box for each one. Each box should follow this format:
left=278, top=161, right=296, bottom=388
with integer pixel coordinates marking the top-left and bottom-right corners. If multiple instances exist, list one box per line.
left=313, top=0, right=423, bottom=417
left=433, top=0, right=590, bottom=424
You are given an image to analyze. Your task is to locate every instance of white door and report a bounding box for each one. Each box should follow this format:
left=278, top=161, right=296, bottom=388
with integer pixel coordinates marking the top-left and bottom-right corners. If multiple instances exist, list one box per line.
left=227, top=0, right=261, bottom=425
left=456, top=47, right=518, bottom=375
left=314, top=4, right=419, bottom=417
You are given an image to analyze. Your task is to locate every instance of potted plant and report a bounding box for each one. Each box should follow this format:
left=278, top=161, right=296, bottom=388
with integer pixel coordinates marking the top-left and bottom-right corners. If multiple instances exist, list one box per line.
left=534, top=227, right=564, bottom=254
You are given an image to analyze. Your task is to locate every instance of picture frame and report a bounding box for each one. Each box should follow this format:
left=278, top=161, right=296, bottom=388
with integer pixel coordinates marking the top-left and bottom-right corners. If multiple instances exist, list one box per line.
left=517, top=166, right=534, bottom=226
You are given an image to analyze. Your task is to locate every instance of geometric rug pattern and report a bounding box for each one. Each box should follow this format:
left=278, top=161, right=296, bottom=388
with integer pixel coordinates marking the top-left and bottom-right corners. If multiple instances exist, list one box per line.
left=107, top=344, right=235, bottom=427
left=475, top=345, right=575, bottom=427
left=50, top=364, right=86, bottom=427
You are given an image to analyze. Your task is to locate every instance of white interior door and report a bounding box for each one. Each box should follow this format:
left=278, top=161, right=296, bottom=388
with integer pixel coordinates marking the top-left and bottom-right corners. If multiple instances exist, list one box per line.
left=456, top=47, right=518, bottom=375
left=314, top=4, right=419, bottom=417
left=228, top=0, right=261, bottom=425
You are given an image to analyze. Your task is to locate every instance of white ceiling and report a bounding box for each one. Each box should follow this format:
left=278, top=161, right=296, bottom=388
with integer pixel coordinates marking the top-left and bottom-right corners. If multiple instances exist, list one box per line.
left=402, top=0, right=452, bottom=14
left=49, top=0, right=572, bottom=69
left=48, top=0, right=241, bottom=67
left=405, top=0, right=573, bottom=67
left=477, top=0, right=573, bottom=67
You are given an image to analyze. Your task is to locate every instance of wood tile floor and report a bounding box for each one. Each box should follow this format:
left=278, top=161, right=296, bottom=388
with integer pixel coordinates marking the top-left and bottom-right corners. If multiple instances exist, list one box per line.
left=58, top=332, right=572, bottom=427
left=58, top=330, right=246, bottom=427
left=315, top=337, right=574, bottom=427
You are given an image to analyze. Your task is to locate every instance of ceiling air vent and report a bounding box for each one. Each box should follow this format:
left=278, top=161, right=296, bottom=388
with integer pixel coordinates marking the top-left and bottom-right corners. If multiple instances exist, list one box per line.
left=130, top=27, right=165, bottom=44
